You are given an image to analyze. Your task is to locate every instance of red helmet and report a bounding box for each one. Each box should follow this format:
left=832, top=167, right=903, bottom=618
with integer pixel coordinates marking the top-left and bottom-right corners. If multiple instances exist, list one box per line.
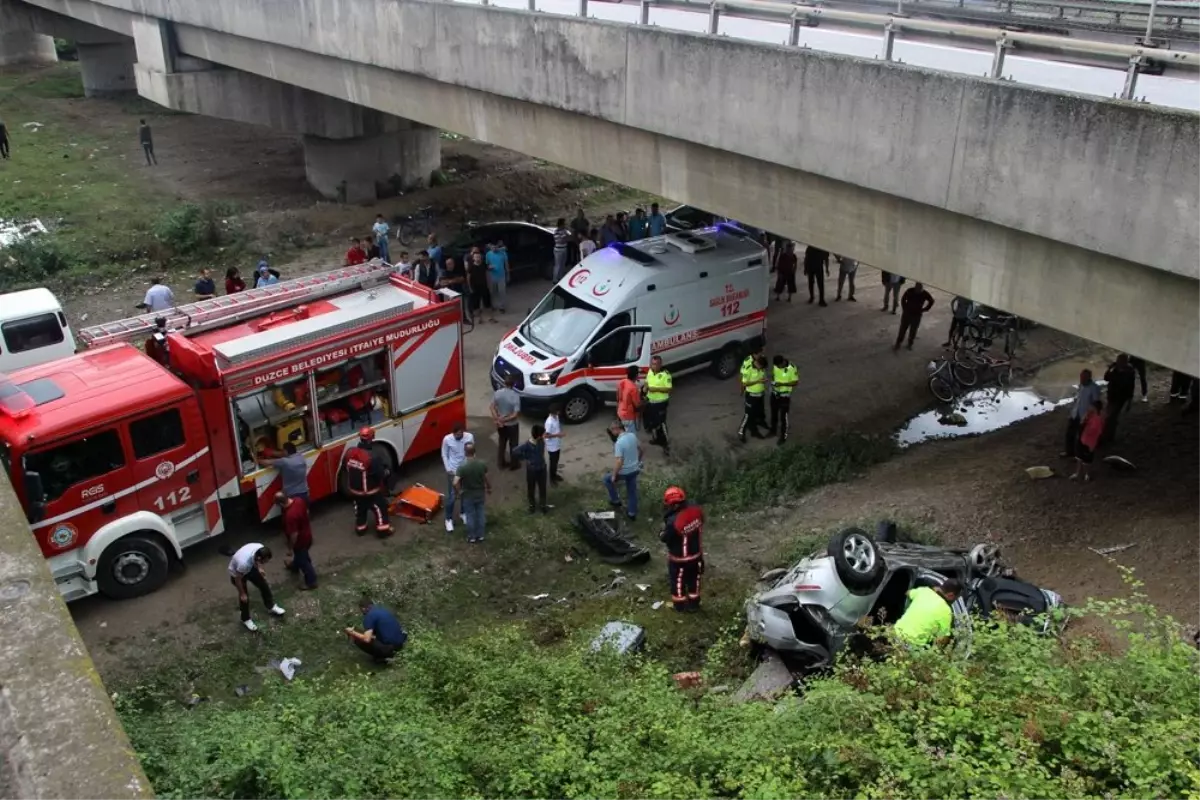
left=663, top=486, right=686, bottom=505
left=359, top=427, right=375, bottom=441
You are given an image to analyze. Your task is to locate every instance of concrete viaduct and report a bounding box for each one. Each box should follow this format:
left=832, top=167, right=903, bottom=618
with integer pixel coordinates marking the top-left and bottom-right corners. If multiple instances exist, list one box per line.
left=0, top=0, right=1197, bottom=372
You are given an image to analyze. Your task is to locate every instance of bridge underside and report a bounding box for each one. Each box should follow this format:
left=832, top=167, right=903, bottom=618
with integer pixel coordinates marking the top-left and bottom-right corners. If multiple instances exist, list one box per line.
left=7, top=0, right=1200, bottom=371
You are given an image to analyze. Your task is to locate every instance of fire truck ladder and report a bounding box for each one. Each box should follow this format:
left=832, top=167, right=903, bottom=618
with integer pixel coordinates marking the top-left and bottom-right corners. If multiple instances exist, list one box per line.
left=78, top=261, right=399, bottom=349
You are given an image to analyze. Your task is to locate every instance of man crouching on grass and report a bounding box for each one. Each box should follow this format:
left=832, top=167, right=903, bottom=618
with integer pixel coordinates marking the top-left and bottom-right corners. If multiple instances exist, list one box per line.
left=344, top=596, right=408, bottom=663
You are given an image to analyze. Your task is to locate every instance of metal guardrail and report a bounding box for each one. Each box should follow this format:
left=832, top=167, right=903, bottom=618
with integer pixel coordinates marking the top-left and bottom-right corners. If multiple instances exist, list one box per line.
left=502, top=0, right=1199, bottom=99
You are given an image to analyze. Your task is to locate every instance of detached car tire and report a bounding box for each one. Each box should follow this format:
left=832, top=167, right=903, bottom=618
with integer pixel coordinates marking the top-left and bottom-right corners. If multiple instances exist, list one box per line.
left=97, top=534, right=170, bottom=600
left=828, top=528, right=886, bottom=594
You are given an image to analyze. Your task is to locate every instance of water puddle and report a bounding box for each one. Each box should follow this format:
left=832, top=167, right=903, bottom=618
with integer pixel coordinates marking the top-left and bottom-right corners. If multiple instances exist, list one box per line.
left=896, top=356, right=1108, bottom=448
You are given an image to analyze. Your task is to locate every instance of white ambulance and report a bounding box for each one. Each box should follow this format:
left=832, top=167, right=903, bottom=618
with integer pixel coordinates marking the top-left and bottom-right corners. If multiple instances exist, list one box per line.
left=491, top=224, right=769, bottom=423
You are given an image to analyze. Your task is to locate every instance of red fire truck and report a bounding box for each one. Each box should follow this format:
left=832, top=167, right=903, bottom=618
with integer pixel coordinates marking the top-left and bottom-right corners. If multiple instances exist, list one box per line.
left=0, top=262, right=466, bottom=601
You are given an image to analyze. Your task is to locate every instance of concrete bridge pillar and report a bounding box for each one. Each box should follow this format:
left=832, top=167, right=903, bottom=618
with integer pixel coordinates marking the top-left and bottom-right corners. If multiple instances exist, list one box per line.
left=77, top=41, right=136, bottom=97
left=302, top=121, right=440, bottom=203
left=0, top=30, right=56, bottom=66
left=134, top=45, right=442, bottom=203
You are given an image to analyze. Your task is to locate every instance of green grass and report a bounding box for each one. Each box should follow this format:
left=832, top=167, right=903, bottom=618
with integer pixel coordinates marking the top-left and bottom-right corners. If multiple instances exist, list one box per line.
left=0, top=64, right=242, bottom=289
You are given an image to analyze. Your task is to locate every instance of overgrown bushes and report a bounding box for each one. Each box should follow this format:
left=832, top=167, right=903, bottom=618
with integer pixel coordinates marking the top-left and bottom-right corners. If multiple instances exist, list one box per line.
left=0, top=237, right=74, bottom=287
left=151, top=201, right=242, bottom=258
left=120, top=592, right=1199, bottom=799
left=666, top=432, right=895, bottom=510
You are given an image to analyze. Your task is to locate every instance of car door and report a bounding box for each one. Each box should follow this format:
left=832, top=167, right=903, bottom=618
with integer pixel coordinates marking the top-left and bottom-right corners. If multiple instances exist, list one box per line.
left=129, top=400, right=217, bottom=527
left=23, top=427, right=137, bottom=558
left=580, top=324, right=653, bottom=403
left=511, top=226, right=554, bottom=282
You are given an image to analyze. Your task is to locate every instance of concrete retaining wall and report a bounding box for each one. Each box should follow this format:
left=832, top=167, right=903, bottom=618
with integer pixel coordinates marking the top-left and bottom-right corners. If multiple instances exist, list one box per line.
left=0, top=475, right=150, bottom=799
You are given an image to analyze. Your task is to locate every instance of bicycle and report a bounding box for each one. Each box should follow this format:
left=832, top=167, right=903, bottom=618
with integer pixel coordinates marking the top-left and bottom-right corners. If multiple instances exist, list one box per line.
left=959, top=313, right=1023, bottom=353
left=395, top=206, right=436, bottom=246
left=928, top=355, right=977, bottom=403
left=955, top=343, right=1014, bottom=388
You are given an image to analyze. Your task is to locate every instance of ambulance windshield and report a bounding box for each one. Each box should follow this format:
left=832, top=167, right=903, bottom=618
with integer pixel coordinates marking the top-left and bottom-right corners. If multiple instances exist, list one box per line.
left=521, top=287, right=604, bottom=357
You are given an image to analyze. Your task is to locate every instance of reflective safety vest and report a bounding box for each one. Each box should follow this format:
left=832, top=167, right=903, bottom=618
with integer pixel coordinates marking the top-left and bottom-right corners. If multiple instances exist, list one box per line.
left=893, top=586, right=952, bottom=646
left=772, top=363, right=798, bottom=396
left=743, top=366, right=767, bottom=396
left=646, top=368, right=672, bottom=403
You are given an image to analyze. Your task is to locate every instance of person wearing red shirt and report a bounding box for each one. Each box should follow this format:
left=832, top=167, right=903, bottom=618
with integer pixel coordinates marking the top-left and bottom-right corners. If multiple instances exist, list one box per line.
left=224, top=267, right=246, bottom=295
left=1070, top=400, right=1105, bottom=483
left=345, top=237, right=367, bottom=267
left=275, top=491, right=317, bottom=589
left=616, top=366, right=641, bottom=433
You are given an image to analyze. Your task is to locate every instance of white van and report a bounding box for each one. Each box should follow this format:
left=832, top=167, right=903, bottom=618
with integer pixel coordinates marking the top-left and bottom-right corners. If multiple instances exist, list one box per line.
left=0, top=288, right=76, bottom=373
left=492, top=224, right=769, bottom=423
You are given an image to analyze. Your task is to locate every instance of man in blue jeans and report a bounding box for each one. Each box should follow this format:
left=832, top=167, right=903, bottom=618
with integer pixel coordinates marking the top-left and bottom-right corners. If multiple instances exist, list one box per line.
left=440, top=422, right=474, bottom=533
left=453, top=443, right=491, bottom=543
left=603, top=419, right=643, bottom=521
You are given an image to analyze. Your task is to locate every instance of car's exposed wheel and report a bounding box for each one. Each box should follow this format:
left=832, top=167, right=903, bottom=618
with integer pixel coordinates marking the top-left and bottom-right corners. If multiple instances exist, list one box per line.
left=875, top=520, right=898, bottom=543
left=968, top=543, right=1002, bottom=577
left=562, top=388, right=597, bottom=425
left=710, top=345, right=742, bottom=380
left=828, top=528, right=887, bottom=594
left=97, top=534, right=170, bottom=600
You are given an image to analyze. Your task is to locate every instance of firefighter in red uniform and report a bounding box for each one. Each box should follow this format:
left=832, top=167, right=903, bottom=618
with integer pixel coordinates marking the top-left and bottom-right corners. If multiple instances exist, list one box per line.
left=343, top=428, right=393, bottom=537
left=660, top=486, right=704, bottom=612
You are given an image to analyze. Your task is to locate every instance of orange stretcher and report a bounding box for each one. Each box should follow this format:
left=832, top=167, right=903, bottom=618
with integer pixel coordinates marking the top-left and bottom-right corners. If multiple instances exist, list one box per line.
left=389, top=483, right=443, bottom=524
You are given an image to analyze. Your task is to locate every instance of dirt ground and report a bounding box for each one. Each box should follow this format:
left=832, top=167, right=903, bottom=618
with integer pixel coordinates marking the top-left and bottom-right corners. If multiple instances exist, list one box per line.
left=26, top=100, right=1195, bottom=676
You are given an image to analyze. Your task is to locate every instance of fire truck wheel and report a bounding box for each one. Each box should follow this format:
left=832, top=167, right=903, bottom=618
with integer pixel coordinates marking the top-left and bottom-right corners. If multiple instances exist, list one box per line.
left=337, top=442, right=398, bottom=499
left=562, top=388, right=597, bottom=425
left=97, top=535, right=170, bottom=600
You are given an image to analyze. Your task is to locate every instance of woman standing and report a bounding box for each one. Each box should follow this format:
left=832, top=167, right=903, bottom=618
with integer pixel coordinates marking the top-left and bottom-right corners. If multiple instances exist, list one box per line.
left=225, top=267, right=246, bottom=295
left=1070, top=400, right=1105, bottom=482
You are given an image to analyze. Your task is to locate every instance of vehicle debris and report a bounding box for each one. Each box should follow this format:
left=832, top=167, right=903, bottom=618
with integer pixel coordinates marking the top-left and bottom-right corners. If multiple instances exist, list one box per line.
left=1090, top=543, right=1137, bottom=556
left=574, top=511, right=651, bottom=565
left=589, top=621, right=645, bottom=655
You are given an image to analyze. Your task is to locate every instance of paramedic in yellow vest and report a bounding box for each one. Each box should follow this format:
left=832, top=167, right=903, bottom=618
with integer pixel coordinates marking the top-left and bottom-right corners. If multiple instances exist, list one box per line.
left=737, top=353, right=769, bottom=443
left=768, top=355, right=799, bottom=444
left=893, top=579, right=961, bottom=647
left=644, top=355, right=673, bottom=456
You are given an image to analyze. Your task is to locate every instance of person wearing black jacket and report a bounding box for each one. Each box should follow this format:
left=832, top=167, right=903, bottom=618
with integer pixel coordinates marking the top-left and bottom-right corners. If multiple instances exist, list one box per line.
left=1101, top=354, right=1136, bottom=444
left=511, top=425, right=551, bottom=514
left=803, top=245, right=829, bottom=307
left=894, top=282, right=934, bottom=350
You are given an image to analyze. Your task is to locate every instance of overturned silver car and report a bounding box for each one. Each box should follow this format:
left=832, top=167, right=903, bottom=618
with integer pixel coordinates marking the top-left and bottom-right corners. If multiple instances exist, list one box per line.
left=744, top=522, right=1064, bottom=668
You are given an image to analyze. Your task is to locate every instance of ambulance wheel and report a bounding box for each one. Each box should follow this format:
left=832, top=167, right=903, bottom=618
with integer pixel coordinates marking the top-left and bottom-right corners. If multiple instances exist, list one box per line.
left=563, top=388, right=598, bottom=425
left=97, top=534, right=170, bottom=600
left=711, top=345, right=742, bottom=380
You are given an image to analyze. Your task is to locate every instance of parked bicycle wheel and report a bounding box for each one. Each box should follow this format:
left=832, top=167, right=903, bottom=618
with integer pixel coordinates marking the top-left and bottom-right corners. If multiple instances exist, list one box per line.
left=930, top=374, right=957, bottom=403
left=996, top=363, right=1013, bottom=388
left=952, top=360, right=978, bottom=387
left=396, top=222, right=417, bottom=247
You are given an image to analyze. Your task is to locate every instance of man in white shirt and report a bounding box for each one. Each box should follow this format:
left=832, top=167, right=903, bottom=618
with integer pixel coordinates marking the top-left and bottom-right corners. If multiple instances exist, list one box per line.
left=138, top=277, right=175, bottom=312
left=225, top=542, right=285, bottom=631
left=440, top=421, right=475, bottom=532
left=544, top=404, right=564, bottom=483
